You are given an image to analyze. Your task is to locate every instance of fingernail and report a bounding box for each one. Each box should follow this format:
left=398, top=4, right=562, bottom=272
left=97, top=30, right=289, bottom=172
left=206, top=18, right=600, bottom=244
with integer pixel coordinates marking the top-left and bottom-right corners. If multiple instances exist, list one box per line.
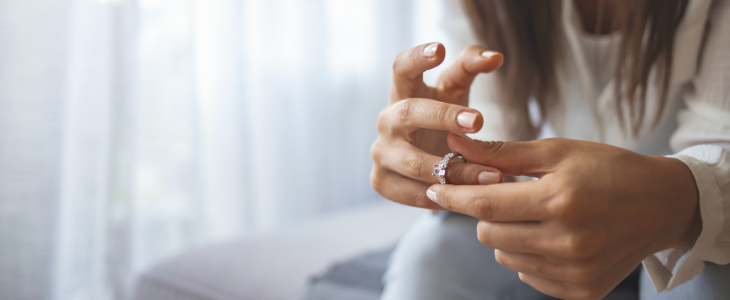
left=457, top=111, right=477, bottom=129
left=478, top=171, right=501, bottom=185
left=423, top=43, right=438, bottom=58
left=481, top=51, right=498, bottom=59
left=426, top=189, right=439, bottom=203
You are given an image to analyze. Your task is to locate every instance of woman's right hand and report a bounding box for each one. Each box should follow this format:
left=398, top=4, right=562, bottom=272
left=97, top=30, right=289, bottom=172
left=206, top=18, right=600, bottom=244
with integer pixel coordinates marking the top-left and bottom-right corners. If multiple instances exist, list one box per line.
left=370, top=43, right=505, bottom=209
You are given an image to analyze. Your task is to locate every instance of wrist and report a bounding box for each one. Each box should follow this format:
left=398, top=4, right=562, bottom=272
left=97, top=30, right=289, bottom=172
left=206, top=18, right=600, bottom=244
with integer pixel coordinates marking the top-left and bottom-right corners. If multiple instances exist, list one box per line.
left=653, top=156, right=702, bottom=250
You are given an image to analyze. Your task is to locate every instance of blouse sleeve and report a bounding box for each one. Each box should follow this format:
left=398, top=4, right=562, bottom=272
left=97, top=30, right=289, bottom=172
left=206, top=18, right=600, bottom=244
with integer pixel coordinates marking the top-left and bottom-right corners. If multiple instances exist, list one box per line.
left=642, top=0, right=730, bottom=292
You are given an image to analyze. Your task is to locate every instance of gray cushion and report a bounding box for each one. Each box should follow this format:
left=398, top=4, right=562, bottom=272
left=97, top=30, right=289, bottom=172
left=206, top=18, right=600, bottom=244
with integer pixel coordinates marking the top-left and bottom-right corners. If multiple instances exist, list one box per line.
left=300, top=247, right=393, bottom=300
left=133, top=201, right=424, bottom=300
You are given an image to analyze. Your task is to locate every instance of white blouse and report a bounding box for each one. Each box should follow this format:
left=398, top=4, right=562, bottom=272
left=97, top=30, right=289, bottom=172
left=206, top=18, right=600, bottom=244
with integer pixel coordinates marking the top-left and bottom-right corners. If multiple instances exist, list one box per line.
left=442, top=0, right=730, bottom=292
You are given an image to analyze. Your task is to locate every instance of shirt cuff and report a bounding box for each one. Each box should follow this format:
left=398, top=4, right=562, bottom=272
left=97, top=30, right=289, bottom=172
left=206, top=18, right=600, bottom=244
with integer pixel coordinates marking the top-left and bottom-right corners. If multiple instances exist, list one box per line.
left=641, top=146, right=726, bottom=292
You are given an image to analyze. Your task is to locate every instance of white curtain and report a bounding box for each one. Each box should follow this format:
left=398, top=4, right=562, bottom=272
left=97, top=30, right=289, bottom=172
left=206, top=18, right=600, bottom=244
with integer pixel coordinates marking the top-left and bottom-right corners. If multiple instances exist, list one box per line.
left=0, top=0, right=452, bottom=299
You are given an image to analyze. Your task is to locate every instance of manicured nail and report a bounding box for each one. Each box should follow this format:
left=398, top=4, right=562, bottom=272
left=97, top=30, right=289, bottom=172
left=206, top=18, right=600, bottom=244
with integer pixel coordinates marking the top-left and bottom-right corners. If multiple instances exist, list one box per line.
left=478, top=171, right=501, bottom=185
left=457, top=111, right=477, bottom=129
left=481, top=51, right=498, bottom=59
left=426, top=189, right=439, bottom=203
left=423, top=43, right=438, bottom=58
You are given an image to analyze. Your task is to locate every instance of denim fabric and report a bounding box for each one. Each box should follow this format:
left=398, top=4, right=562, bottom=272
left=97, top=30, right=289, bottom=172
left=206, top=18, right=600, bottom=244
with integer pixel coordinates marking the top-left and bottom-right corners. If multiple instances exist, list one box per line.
left=382, top=212, right=728, bottom=300
left=640, top=261, right=730, bottom=300
left=380, top=212, right=556, bottom=300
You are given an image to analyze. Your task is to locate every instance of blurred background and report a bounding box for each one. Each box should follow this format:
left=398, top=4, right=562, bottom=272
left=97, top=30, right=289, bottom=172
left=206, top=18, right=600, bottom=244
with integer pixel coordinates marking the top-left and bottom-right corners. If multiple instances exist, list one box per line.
left=0, top=0, right=471, bottom=299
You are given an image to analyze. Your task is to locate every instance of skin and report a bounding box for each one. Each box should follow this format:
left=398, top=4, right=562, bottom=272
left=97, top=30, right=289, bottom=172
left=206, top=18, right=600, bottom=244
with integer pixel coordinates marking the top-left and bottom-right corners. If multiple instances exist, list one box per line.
left=428, top=134, right=701, bottom=300
left=371, top=42, right=702, bottom=299
left=370, top=43, right=506, bottom=210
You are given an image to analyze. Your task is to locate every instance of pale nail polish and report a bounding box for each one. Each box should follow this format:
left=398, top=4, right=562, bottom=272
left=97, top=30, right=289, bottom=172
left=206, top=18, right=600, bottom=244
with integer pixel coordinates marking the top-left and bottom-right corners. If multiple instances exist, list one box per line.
left=426, top=189, right=439, bottom=203
left=457, top=111, right=477, bottom=129
left=423, top=43, right=438, bottom=58
left=478, top=171, right=501, bottom=185
left=481, top=51, right=497, bottom=59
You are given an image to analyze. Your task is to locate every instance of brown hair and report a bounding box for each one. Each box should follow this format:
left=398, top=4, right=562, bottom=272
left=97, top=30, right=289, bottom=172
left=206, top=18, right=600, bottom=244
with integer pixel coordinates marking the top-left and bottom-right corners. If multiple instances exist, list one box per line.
left=461, top=0, right=689, bottom=139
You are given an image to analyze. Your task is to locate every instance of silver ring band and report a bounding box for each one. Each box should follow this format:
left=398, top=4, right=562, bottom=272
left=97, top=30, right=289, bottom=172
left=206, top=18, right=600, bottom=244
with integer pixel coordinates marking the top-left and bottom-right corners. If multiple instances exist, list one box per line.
left=432, top=153, right=467, bottom=185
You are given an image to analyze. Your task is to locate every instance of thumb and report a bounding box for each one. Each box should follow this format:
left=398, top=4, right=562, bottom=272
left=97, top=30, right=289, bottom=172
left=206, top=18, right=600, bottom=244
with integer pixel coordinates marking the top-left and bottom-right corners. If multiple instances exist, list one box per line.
left=435, top=45, right=504, bottom=94
left=446, top=133, right=560, bottom=177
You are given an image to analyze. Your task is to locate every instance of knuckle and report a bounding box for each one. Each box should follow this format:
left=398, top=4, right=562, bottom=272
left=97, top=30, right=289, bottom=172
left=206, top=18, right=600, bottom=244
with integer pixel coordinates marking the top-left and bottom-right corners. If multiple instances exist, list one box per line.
left=434, top=103, right=450, bottom=126
left=546, top=199, right=567, bottom=220
left=493, top=250, right=512, bottom=269
left=571, top=286, right=603, bottom=300
left=435, top=190, right=450, bottom=208
left=477, top=140, right=508, bottom=154
left=370, top=171, right=387, bottom=198
left=370, top=175, right=381, bottom=194
left=561, top=180, right=585, bottom=200
left=476, top=221, right=491, bottom=245
left=550, top=186, right=584, bottom=220
left=549, top=194, right=575, bottom=220
left=561, top=233, right=598, bottom=259
left=376, top=109, right=389, bottom=133
left=534, top=262, right=553, bottom=278
left=540, top=138, right=570, bottom=162
left=561, top=235, right=586, bottom=258
left=370, top=140, right=382, bottom=162
left=369, top=167, right=385, bottom=193
left=446, top=164, right=469, bottom=183
left=566, top=264, right=602, bottom=284
left=473, top=196, right=493, bottom=220
left=403, top=155, right=427, bottom=177
left=412, top=190, right=432, bottom=208
left=465, top=44, right=484, bottom=53
left=393, top=99, right=415, bottom=127
left=441, top=81, right=468, bottom=96
left=517, top=272, right=526, bottom=283
left=392, top=52, right=405, bottom=73
left=541, top=137, right=565, bottom=149
left=493, top=249, right=505, bottom=263
left=392, top=49, right=421, bottom=97
left=539, top=138, right=561, bottom=152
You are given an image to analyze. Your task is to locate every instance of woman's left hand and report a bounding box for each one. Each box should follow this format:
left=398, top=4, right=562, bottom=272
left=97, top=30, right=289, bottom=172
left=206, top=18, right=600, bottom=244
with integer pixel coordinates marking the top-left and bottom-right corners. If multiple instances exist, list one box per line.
left=427, top=133, right=702, bottom=300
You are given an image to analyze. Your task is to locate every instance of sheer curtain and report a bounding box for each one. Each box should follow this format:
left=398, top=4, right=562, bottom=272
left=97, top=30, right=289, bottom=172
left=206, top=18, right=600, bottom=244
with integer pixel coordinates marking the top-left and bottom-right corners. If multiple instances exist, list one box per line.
left=0, top=0, right=454, bottom=299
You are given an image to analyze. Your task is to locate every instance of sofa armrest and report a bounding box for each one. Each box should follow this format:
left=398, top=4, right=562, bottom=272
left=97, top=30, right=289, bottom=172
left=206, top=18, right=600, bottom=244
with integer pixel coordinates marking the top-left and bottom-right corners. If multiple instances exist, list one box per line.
left=133, top=200, right=424, bottom=300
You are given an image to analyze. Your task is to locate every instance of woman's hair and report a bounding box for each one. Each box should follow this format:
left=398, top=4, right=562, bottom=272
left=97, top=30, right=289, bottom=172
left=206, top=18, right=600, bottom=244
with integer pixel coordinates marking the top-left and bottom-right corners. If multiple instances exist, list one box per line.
left=461, top=0, right=689, bottom=139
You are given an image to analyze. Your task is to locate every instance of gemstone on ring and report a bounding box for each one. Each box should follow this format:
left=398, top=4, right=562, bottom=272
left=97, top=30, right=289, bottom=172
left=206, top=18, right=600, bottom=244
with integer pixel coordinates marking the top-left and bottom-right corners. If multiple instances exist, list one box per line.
left=433, top=165, right=445, bottom=177
left=432, top=153, right=466, bottom=185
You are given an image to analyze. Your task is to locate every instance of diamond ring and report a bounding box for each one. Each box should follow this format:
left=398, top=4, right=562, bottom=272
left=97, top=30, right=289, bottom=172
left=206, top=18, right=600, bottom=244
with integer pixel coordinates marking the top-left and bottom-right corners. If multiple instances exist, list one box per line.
left=432, top=153, right=467, bottom=185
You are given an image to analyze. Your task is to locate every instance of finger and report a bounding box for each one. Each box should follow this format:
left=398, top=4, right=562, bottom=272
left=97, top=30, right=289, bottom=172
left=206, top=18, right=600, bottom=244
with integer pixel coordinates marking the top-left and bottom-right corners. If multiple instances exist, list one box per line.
left=494, top=250, right=602, bottom=284
left=476, top=221, right=555, bottom=255
left=427, top=180, right=550, bottom=221
left=435, top=45, right=504, bottom=97
left=380, top=98, right=484, bottom=134
left=517, top=273, right=573, bottom=300
left=377, top=142, right=502, bottom=185
left=391, top=42, right=445, bottom=101
left=370, top=165, right=443, bottom=210
left=447, top=133, right=564, bottom=177
left=480, top=220, right=610, bottom=260
left=518, top=272, right=613, bottom=300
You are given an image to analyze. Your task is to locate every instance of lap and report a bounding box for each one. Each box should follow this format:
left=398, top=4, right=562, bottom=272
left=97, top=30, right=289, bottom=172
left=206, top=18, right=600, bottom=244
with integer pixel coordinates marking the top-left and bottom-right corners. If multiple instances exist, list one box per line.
left=380, top=211, right=552, bottom=300
left=640, top=262, right=730, bottom=300
left=382, top=211, right=730, bottom=300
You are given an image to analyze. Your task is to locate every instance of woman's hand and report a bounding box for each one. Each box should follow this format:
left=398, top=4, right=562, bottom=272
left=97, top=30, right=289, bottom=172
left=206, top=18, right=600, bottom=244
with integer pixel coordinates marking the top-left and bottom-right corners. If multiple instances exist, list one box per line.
left=427, top=133, right=702, bottom=300
left=370, top=43, right=505, bottom=209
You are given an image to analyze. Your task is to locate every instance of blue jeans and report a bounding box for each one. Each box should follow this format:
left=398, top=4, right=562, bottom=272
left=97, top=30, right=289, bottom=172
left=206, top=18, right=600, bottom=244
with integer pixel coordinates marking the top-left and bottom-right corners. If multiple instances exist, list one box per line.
left=381, top=212, right=730, bottom=300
